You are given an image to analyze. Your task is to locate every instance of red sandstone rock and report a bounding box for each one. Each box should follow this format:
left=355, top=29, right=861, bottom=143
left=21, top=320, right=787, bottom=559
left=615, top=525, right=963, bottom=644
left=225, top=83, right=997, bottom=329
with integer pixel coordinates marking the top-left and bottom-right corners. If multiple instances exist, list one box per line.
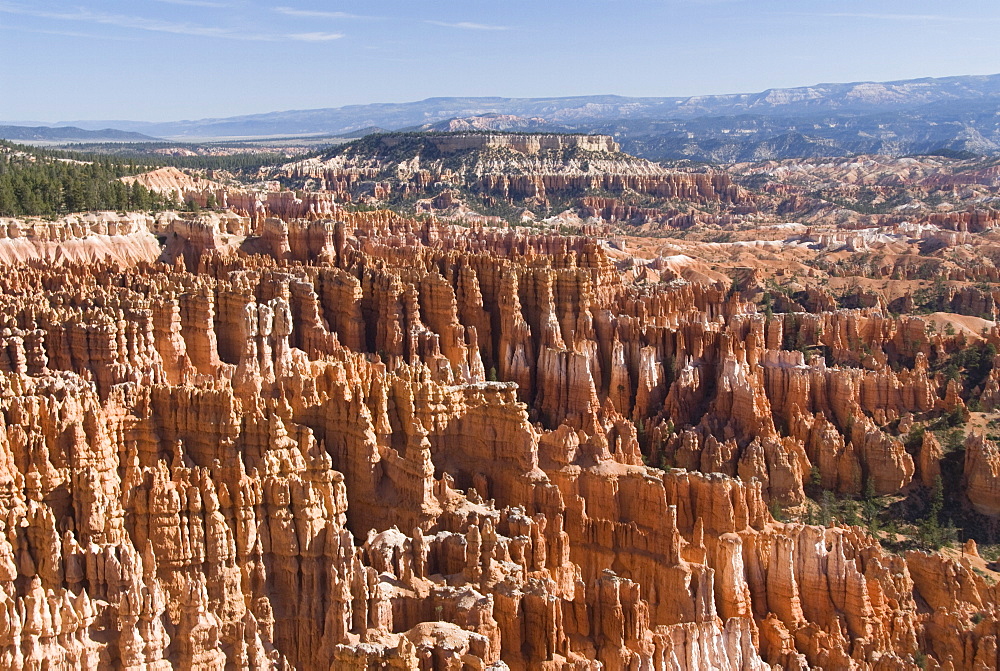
left=965, top=432, right=1000, bottom=516
left=0, top=208, right=988, bottom=669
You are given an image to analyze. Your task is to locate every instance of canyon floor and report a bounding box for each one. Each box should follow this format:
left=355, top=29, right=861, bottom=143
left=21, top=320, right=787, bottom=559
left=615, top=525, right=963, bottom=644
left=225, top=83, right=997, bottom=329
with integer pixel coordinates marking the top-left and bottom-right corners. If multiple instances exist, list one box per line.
left=0, top=133, right=999, bottom=669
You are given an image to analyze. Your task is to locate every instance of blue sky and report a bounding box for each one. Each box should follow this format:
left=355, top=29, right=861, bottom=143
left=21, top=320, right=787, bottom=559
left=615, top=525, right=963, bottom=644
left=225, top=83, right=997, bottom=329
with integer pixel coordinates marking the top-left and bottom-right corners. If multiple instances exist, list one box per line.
left=2, top=0, right=998, bottom=122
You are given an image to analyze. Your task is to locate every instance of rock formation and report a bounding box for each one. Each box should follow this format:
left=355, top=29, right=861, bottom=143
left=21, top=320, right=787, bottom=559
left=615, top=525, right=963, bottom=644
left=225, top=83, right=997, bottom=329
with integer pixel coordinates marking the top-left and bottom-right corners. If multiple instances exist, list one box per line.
left=281, top=132, right=749, bottom=211
left=0, top=206, right=994, bottom=669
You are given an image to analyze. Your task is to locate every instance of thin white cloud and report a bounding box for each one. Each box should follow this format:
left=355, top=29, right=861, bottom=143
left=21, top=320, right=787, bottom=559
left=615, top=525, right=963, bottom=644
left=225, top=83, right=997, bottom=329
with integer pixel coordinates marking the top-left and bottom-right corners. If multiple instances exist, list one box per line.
left=0, top=3, right=252, bottom=38
left=425, top=20, right=509, bottom=31
left=288, top=31, right=344, bottom=41
left=274, top=6, right=370, bottom=20
left=0, top=23, right=139, bottom=40
left=0, top=2, right=344, bottom=42
left=152, top=0, right=231, bottom=8
left=819, top=13, right=970, bottom=23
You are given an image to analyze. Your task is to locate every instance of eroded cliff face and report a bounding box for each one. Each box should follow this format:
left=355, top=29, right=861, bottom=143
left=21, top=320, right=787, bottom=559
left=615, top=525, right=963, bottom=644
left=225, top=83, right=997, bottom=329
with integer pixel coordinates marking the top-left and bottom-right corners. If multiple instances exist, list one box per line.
left=0, top=213, right=161, bottom=266
left=0, top=210, right=994, bottom=669
left=381, top=132, right=622, bottom=155
left=280, top=133, right=748, bottom=211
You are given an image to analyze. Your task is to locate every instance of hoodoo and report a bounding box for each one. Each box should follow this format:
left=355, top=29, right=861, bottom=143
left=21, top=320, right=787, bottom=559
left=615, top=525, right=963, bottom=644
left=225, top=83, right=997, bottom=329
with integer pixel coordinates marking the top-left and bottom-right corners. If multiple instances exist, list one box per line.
left=0, top=196, right=991, bottom=667
left=7, top=16, right=1000, bottom=663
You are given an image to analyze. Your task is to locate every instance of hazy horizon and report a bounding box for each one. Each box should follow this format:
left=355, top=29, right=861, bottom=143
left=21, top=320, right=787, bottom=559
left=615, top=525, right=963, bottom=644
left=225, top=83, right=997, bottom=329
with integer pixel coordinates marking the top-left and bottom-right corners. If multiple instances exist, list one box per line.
left=5, top=71, right=1000, bottom=127
left=3, top=0, right=999, bottom=123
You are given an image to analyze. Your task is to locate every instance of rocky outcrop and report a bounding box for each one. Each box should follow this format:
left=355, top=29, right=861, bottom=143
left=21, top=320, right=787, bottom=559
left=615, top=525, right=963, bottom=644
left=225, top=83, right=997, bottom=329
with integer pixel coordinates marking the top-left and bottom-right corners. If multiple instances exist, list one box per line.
left=579, top=195, right=747, bottom=229
left=0, top=213, right=161, bottom=266
left=0, top=207, right=990, bottom=668
left=965, top=431, right=1000, bottom=516
left=283, top=132, right=749, bottom=209
left=380, top=131, right=621, bottom=155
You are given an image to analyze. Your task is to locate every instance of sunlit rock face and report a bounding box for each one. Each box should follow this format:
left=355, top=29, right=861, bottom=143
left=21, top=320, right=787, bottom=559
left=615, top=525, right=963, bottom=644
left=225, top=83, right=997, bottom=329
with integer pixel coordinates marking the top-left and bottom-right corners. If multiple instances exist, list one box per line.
left=0, top=207, right=994, bottom=669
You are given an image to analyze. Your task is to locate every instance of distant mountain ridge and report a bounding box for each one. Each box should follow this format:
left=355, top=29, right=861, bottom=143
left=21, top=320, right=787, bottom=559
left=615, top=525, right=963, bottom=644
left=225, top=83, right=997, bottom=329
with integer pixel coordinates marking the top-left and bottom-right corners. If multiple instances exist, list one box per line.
left=11, top=73, right=1000, bottom=161
left=0, top=125, right=158, bottom=142
left=591, top=99, right=1000, bottom=162
left=29, top=73, right=1000, bottom=139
